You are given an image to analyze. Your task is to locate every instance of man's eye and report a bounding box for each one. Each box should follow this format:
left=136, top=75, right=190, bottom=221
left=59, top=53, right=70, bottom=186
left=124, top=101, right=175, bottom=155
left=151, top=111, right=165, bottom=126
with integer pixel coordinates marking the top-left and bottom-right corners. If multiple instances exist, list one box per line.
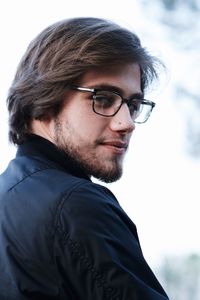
left=128, top=100, right=142, bottom=116
left=94, top=93, right=116, bottom=107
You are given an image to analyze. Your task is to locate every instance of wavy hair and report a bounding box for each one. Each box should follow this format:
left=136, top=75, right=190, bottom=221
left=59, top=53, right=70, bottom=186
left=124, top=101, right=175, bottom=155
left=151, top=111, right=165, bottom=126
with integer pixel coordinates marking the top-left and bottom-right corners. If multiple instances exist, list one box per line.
left=7, top=17, right=161, bottom=144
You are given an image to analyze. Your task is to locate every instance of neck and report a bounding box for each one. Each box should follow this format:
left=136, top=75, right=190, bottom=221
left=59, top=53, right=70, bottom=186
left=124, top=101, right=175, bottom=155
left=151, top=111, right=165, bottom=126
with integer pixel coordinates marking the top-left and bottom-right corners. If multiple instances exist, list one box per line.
left=31, top=119, right=54, bottom=144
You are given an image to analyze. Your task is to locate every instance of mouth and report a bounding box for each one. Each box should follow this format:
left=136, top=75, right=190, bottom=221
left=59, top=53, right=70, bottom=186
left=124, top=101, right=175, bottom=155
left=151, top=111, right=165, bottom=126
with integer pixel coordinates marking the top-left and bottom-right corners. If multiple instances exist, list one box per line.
left=100, top=140, right=128, bottom=154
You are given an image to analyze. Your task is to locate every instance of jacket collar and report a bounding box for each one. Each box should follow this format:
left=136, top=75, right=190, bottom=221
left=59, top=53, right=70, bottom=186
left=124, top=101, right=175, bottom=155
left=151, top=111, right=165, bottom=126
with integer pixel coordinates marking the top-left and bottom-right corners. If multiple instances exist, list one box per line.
left=16, top=134, right=90, bottom=181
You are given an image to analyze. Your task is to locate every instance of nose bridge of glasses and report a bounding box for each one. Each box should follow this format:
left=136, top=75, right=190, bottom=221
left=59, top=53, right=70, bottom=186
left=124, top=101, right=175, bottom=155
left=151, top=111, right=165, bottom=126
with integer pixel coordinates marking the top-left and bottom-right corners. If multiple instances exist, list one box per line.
left=121, top=97, right=130, bottom=107
left=120, top=96, right=136, bottom=116
left=115, top=97, right=134, bottom=123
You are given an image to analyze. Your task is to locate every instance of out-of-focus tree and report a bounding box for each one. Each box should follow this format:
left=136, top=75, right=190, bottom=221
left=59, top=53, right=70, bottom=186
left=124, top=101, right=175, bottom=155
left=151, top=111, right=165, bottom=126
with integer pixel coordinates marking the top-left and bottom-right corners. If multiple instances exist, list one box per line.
left=158, top=253, right=200, bottom=300
left=141, top=0, right=200, bottom=157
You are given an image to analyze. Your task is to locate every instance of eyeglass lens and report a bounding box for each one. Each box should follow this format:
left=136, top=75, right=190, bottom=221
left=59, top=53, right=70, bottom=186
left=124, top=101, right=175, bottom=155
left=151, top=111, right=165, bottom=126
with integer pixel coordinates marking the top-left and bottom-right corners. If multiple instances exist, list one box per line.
left=93, top=90, right=152, bottom=123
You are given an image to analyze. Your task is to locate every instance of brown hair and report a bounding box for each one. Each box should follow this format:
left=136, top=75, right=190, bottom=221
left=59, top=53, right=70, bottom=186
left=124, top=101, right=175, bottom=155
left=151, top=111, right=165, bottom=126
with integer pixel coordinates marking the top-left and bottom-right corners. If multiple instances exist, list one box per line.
left=7, top=17, right=161, bottom=144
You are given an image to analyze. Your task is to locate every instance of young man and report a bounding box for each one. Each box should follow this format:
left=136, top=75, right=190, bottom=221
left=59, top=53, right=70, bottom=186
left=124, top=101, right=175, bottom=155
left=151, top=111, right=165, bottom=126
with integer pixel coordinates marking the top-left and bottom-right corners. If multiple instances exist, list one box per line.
left=0, top=18, right=169, bottom=299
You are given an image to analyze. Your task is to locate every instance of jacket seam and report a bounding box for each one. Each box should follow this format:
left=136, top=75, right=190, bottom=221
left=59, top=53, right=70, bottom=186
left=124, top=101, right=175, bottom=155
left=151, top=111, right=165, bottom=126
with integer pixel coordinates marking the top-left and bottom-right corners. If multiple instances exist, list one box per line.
left=53, top=182, right=121, bottom=299
left=8, top=167, right=58, bottom=192
left=59, top=233, right=121, bottom=300
left=52, top=180, right=91, bottom=298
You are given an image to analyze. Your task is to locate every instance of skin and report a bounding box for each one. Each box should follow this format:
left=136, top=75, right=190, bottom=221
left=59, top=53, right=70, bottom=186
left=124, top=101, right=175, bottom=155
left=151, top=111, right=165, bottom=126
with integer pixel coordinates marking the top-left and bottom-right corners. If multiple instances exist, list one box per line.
left=31, top=63, right=142, bottom=182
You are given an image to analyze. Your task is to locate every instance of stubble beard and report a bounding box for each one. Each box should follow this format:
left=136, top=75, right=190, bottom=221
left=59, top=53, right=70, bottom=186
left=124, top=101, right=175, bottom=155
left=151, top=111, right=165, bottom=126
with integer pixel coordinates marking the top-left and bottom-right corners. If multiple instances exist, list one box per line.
left=54, top=119, right=123, bottom=183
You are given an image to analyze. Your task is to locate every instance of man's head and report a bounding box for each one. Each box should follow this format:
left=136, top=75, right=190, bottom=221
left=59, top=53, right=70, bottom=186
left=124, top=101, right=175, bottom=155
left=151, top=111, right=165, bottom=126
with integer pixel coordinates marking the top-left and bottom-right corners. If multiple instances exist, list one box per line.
left=7, top=17, right=161, bottom=182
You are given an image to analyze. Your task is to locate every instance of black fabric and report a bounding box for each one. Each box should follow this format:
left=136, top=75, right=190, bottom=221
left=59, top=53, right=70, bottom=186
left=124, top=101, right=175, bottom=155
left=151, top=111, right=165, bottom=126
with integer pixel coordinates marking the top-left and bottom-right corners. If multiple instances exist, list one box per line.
left=0, top=135, right=169, bottom=299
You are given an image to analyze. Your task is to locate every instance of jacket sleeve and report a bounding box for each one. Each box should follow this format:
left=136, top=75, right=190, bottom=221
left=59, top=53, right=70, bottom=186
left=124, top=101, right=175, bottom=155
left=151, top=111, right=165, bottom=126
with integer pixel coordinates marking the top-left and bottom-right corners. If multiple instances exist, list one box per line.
left=54, top=181, right=169, bottom=300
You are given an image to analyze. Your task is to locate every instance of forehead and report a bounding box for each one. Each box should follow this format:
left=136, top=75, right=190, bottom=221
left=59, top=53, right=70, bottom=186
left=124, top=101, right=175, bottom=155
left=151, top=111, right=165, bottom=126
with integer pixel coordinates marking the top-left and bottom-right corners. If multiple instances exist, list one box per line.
left=77, top=63, right=142, bottom=95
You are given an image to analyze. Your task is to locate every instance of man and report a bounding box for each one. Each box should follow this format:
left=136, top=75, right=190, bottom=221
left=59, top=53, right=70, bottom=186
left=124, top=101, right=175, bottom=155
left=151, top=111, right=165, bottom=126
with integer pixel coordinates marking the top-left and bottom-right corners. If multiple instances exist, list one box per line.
left=0, top=17, right=169, bottom=299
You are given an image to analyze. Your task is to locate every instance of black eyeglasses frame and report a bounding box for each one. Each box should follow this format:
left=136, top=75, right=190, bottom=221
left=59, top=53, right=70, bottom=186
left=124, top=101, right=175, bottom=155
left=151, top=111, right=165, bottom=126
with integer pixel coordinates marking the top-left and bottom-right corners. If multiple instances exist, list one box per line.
left=69, top=85, right=156, bottom=124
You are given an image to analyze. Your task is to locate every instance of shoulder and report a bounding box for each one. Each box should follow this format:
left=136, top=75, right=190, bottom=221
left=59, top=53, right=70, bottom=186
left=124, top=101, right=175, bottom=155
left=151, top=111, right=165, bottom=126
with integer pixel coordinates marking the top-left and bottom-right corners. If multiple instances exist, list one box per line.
left=56, top=180, right=138, bottom=247
left=0, top=154, right=86, bottom=194
left=57, top=180, right=120, bottom=220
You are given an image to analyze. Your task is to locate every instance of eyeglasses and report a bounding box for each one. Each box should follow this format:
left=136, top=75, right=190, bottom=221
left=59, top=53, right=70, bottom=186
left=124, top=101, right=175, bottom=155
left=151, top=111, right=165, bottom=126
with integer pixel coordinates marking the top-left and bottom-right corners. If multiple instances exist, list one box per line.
left=69, top=86, right=156, bottom=124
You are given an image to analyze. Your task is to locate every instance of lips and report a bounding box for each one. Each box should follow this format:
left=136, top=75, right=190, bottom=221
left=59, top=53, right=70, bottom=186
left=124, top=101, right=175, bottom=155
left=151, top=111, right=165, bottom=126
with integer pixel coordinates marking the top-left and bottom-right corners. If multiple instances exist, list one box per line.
left=102, top=140, right=127, bottom=148
left=100, top=140, right=128, bottom=153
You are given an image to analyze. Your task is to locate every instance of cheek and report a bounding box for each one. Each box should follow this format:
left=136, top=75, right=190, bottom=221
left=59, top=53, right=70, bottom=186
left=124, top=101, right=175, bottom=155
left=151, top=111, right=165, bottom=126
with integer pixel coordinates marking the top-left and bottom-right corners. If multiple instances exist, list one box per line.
left=75, top=115, right=106, bottom=138
left=60, top=101, right=109, bottom=138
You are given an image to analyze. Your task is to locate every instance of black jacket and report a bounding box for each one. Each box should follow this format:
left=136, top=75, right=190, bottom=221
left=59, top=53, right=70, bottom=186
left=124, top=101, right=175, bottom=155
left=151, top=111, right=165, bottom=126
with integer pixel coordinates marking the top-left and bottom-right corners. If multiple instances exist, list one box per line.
left=0, top=135, right=169, bottom=299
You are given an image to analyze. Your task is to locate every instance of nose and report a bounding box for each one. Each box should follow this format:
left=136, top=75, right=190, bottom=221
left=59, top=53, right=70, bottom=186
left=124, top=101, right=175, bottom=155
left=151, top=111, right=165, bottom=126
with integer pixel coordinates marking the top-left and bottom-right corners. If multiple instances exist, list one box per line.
left=109, top=103, right=135, bottom=133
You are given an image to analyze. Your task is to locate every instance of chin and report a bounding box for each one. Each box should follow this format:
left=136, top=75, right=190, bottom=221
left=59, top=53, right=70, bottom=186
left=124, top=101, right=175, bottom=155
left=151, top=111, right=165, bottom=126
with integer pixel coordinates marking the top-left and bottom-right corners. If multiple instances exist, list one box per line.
left=92, top=166, right=123, bottom=183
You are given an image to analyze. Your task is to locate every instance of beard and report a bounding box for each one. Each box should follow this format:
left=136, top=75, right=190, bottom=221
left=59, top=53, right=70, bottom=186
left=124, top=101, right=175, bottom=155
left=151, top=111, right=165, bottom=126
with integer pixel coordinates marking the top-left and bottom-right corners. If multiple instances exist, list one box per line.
left=53, top=119, right=123, bottom=183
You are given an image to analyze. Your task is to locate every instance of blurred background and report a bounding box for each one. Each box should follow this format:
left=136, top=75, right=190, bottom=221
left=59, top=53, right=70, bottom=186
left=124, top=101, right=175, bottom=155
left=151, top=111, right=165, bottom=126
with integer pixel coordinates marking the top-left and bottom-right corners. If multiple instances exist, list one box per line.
left=0, top=1, right=200, bottom=299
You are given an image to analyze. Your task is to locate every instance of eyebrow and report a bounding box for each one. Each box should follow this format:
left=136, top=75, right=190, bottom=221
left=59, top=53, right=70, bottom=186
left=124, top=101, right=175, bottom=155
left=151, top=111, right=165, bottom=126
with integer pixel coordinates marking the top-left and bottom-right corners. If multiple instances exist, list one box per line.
left=87, top=83, right=144, bottom=99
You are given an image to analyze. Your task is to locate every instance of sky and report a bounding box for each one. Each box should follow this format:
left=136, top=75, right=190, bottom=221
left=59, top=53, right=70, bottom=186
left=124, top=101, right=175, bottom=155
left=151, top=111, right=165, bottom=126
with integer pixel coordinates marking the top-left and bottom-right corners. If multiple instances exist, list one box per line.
left=0, top=0, right=200, bottom=272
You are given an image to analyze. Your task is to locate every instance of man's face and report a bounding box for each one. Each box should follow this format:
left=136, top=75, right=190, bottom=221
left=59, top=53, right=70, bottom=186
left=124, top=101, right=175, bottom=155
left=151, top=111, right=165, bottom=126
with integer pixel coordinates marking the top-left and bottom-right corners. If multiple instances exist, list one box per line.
left=50, top=63, right=141, bottom=182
